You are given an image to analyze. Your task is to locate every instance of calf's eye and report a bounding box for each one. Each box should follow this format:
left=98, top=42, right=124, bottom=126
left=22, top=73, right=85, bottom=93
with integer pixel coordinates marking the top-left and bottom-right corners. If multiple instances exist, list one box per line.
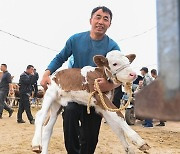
left=113, top=63, right=117, bottom=66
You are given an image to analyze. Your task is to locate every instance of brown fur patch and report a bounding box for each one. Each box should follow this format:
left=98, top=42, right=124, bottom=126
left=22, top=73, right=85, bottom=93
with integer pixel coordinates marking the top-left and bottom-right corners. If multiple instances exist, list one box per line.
left=53, top=67, right=123, bottom=118
left=53, top=69, right=86, bottom=91
left=126, top=54, right=136, bottom=63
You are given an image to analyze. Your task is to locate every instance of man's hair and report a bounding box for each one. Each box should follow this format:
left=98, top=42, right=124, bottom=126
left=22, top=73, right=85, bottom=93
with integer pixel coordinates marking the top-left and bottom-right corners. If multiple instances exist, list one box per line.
left=1, top=64, right=7, bottom=68
left=151, top=69, right=157, bottom=75
left=27, top=65, right=34, bottom=70
left=91, top=6, right=113, bottom=22
left=140, top=67, right=148, bottom=73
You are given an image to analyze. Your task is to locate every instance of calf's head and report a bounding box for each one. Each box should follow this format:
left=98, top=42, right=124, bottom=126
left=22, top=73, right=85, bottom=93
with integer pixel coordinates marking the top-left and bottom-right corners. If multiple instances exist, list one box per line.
left=93, top=50, right=137, bottom=83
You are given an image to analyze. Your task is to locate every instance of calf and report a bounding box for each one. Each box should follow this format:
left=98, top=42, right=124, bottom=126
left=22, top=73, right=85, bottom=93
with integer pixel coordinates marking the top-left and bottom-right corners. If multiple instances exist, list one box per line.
left=31, top=89, right=45, bottom=107
left=6, top=83, right=20, bottom=107
left=32, top=50, right=150, bottom=154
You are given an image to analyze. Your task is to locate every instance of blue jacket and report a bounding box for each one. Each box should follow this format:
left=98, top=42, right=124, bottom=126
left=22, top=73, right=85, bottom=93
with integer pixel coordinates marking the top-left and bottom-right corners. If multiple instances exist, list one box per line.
left=47, top=31, right=120, bottom=73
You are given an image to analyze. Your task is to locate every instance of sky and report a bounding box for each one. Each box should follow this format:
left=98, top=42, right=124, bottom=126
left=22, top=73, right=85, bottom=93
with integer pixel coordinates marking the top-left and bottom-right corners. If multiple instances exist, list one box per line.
left=0, top=0, right=157, bottom=84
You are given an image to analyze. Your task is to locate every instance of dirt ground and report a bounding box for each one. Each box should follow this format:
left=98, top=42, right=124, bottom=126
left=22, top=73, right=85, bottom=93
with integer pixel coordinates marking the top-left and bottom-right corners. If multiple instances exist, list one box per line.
left=0, top=107, right=180, bottom=154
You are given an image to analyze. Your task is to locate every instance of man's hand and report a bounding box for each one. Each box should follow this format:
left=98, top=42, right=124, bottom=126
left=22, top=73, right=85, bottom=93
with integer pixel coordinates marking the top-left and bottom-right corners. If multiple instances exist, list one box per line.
left=40, top=70, right=51, bottom=91
left=94, top=78, right=114, bottom=92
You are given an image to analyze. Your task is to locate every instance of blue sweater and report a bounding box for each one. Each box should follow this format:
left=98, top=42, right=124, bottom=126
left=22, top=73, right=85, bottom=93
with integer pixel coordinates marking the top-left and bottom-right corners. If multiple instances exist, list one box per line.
left=47, top=31, right=120, bottom=74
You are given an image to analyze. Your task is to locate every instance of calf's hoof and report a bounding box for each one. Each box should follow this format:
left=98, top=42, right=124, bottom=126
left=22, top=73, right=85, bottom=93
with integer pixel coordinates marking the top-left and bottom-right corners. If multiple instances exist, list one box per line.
left=32, top=145, right=42, bottom=153
left=139, top=143, right=151, bottom=152
left=125, top=147, right=135, bottom=154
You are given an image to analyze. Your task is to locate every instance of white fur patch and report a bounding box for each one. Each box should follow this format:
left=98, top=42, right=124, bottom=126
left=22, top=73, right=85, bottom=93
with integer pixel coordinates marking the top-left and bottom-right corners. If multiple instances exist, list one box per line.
left=81, top=66, right=96, bottom=84
left=106, top=50, right=136, bottom=83
left=59, top=90, right=96, bottom=107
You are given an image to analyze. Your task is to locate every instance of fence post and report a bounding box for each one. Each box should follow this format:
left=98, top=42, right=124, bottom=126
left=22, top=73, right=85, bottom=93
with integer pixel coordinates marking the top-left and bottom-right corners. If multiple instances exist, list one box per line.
left=157, top=0, right=180, bottom=99
left=134, top=0, right=180, bottom=121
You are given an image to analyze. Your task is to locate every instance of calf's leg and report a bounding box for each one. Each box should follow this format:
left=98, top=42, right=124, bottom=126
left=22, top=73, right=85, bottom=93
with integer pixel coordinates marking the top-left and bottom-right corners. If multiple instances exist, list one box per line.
left=98, top=108, right=150, bottom=153
left=41, top=102, right=61, bottom=154
left=32, top=86, right=59, bottom=153
left=115, top=111, right=150, bottom=152
left=101, top=110, right=135, bottom=154
left=95, top=93, right=150, bottom=153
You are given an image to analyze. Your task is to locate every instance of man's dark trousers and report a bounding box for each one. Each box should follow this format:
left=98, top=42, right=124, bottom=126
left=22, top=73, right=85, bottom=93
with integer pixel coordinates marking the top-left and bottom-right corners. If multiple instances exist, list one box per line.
left=0, top=90, right=11, bottom=116
left=62, top=102, right=102, bottom=154
left=17, top=93, right=33, bottom=121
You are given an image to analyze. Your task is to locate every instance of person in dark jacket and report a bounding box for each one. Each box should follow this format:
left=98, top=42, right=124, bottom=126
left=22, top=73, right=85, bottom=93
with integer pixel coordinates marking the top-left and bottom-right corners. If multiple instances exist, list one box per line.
left=112, top=85, right=124, bottom=108
left=31, top=68, right=39, bottom=103
left=17, top=65, right=35, bottom=124
left=0, top=64, right=14, bottom=119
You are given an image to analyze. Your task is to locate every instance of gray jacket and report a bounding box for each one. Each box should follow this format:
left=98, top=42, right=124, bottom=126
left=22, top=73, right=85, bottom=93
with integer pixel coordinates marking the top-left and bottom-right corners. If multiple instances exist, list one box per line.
left=143, top=73, right=153, bottom=86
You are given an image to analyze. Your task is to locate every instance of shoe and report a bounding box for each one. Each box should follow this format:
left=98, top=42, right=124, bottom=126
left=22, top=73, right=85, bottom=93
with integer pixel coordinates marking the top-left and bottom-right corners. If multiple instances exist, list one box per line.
left=9, top=109, right=14, bottom=117
left=30, top=119, right=35, bottom=124
left=17, top=119, right=26, bottom=123
left=143, top=124, right=153, bottom=128
left=156, top=123, right=165, bottom=126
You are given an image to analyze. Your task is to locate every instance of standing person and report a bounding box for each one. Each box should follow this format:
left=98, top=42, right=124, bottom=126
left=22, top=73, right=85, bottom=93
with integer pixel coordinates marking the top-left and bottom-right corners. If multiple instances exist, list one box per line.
left=112, top=85, right=124, bottom=108
left=151, top=69, right=166, bottom=126
left=17, top=65, right=35, bottom=124
left=134, top=79, right=144, bottom=94
left=140, top=67, right=153, bottom=127
left=151, top=69, right=158, bottom=79
left=0, top=64, right=14, bottom=119
left=40, top=6, right=120, bottom=154
left=32, top=68, right=39, bottom=103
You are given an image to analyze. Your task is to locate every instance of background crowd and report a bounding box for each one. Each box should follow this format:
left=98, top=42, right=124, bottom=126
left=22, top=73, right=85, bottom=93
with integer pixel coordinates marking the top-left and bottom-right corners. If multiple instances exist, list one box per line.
left=0, top=64, right=39, bottom=124
left=0, top=62, right=164, bottom=127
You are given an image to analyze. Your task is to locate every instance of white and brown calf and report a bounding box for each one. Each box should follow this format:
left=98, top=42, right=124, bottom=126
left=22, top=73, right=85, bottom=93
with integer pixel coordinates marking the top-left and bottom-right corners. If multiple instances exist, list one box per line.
left=32, top=50, right=150, bottom=154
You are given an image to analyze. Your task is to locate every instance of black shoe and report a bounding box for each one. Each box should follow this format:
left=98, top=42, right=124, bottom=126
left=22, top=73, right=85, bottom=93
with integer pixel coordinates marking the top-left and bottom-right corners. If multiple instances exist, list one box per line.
left=30, top=119, right=35, bottom=124
left=156, top=123, right=165, bottom=126
left=9, top=109, right=14, bottom=117
left=17, top=119, right=26, bottom=123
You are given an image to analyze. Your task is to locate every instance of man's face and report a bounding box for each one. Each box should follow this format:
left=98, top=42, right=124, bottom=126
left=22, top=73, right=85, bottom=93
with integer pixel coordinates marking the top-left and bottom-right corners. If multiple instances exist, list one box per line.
left=27, top=67, right=34, bottom=74
left=140, top=70, right=145, bottom=76
left=0, top=65, right=6, bottom=72
left=90, top=9, right=111, bottom=36
left=151, top=73, right=156, bottom=78
left=139, top=80, right=143, bottom=86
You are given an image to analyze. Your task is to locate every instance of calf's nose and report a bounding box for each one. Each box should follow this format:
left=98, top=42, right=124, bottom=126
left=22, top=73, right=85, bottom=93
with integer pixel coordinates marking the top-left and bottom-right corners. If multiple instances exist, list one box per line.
left=129, top=72, right=137, bottom=79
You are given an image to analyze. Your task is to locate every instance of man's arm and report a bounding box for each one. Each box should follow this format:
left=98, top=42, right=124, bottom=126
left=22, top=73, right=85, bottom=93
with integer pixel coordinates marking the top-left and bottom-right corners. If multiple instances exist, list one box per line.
left=47, top=37, right=73, bottom=74
left=41, top=36, right=74, bottom=89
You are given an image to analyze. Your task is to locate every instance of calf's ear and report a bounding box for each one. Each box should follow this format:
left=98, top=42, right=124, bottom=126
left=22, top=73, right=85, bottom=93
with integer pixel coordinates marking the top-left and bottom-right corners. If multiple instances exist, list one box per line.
left=93, top=55, right=109, bottom=67
left=126, top=54, right=136, bottom=63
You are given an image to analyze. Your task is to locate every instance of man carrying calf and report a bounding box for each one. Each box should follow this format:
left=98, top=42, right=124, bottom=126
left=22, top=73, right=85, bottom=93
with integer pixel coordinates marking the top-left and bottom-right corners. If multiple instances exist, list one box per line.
left=40, top=6, right=120, bottom=154
left=32, top=6, right=150, bottom=154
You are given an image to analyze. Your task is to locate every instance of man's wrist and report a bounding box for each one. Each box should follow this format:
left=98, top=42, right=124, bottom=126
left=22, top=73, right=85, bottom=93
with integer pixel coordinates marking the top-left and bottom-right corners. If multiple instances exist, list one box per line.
left=44, top=69, right=51, bottom=76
